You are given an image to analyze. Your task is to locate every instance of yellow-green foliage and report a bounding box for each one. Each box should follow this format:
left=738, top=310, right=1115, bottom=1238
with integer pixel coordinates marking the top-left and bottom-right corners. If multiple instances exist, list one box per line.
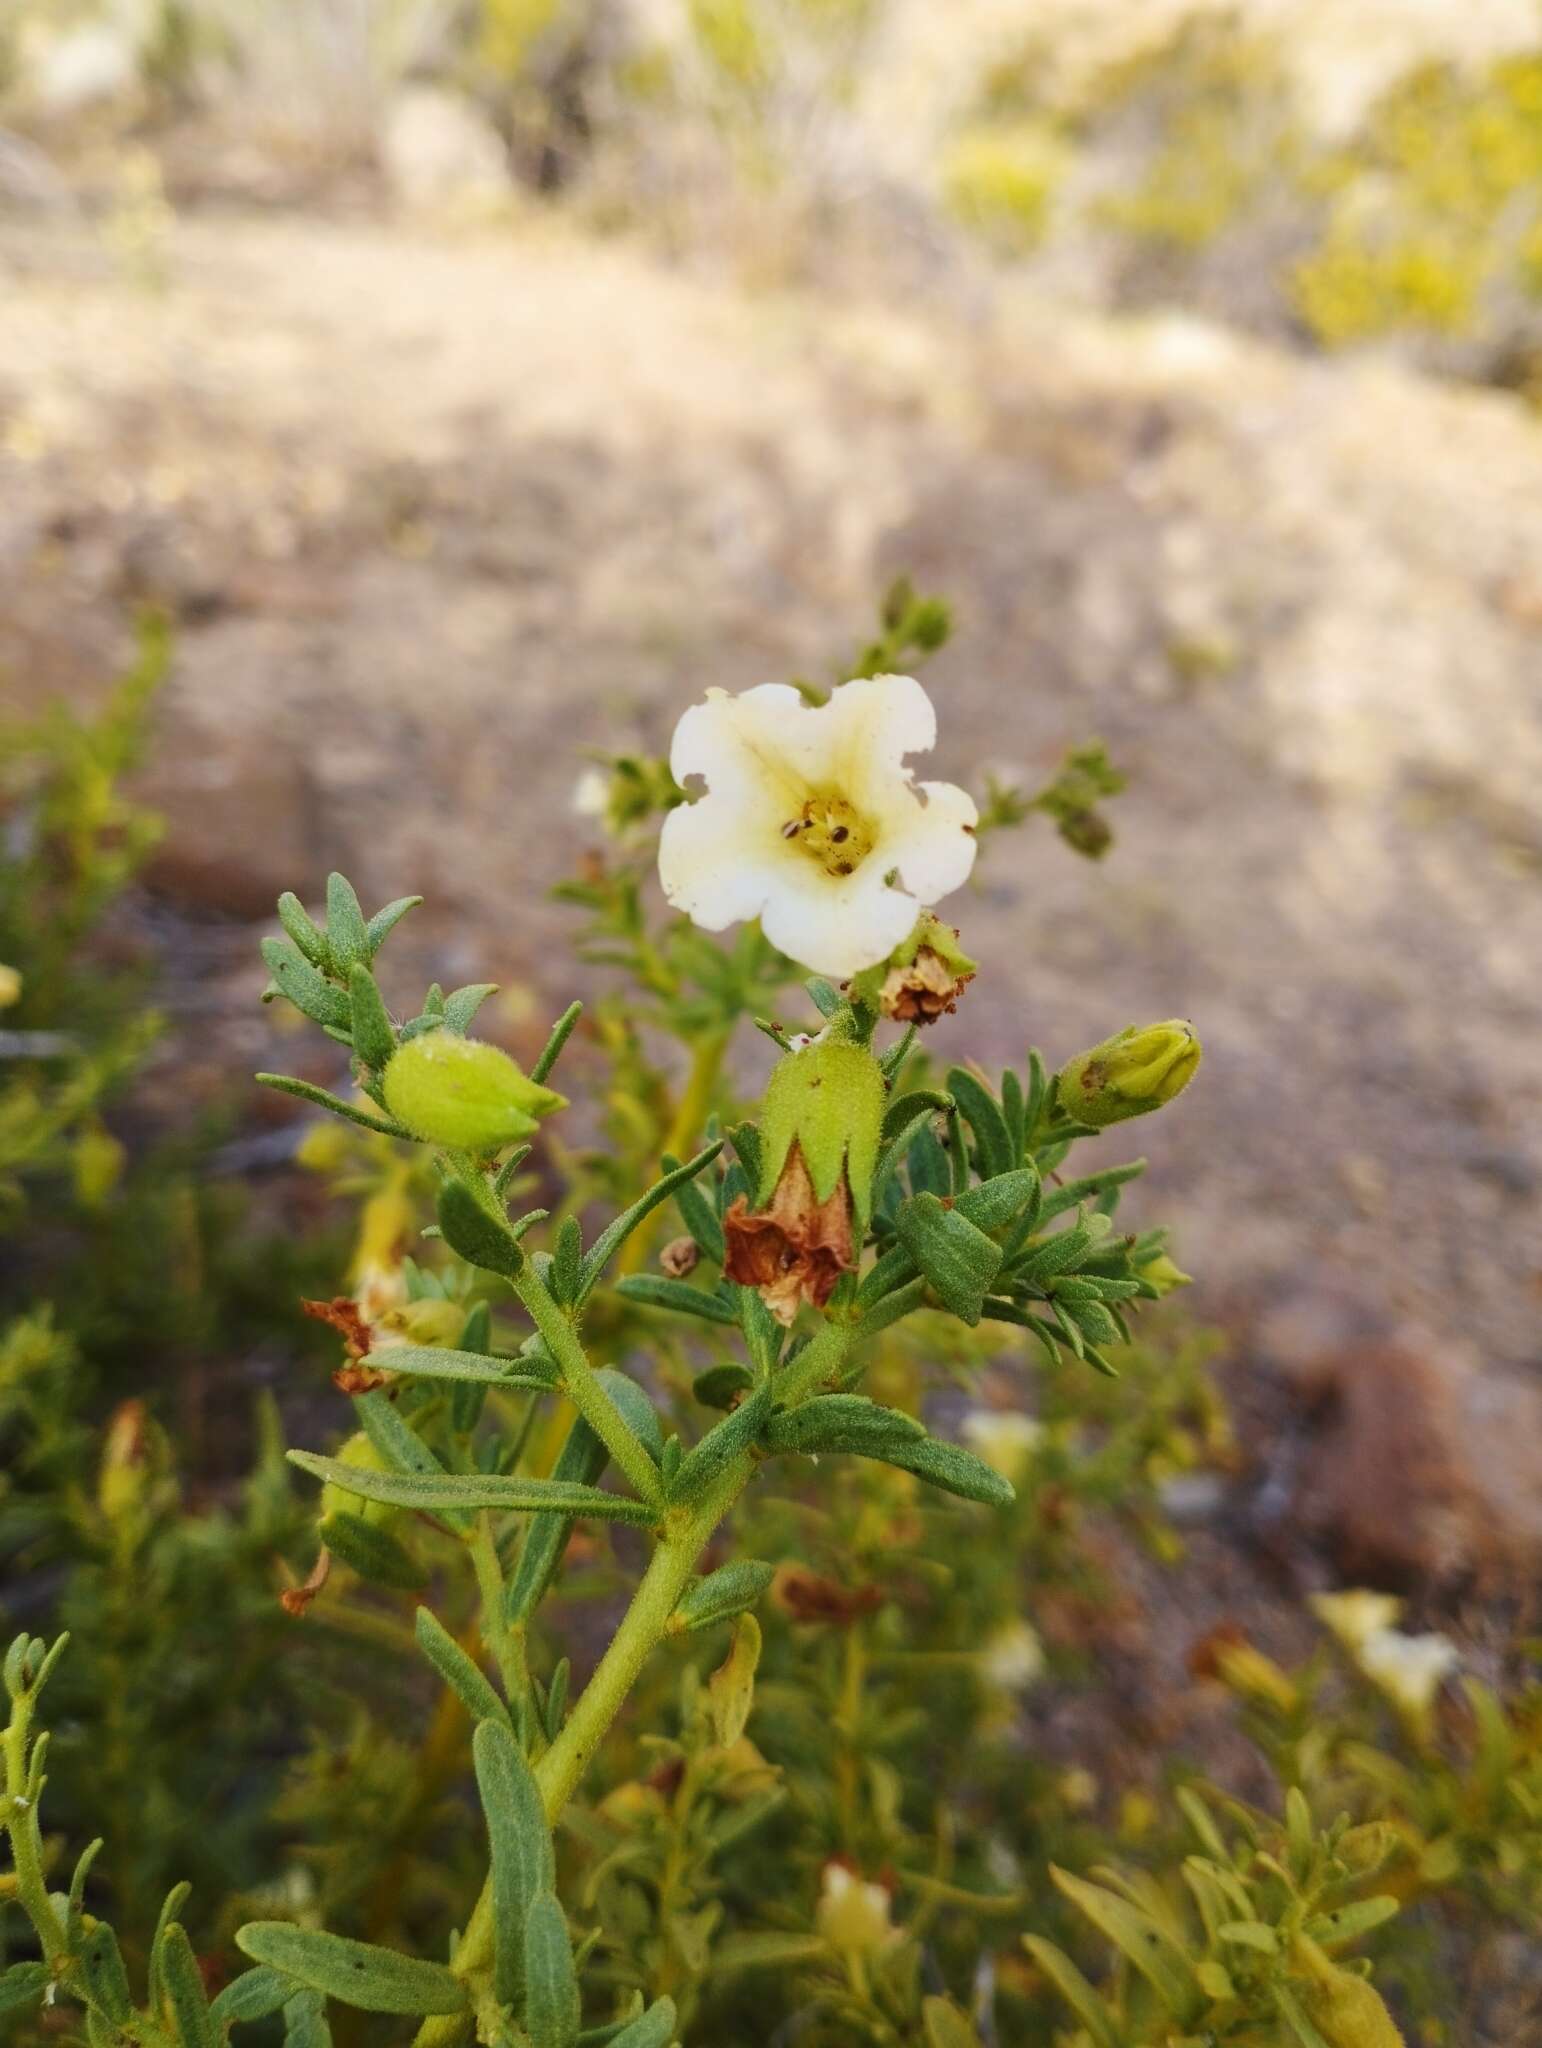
left=1293, top=56, right=1542, bottom=344
left=690, top=0, right=768, bottom=90
left=476, top=0, right=564, bottom=85
left=942, top=121, right=1066, bottom=252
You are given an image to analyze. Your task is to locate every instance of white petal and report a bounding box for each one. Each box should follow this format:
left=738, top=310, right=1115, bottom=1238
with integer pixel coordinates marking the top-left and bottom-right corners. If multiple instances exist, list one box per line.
left=759, top=862, right=919, bottom=977
left=670, top=684, right=809, bottom=811
left=876, top=778, right=979, bottom=904
left=820, top=675, right=937, bottom=797
left=659, top=792, right=783, bottom=930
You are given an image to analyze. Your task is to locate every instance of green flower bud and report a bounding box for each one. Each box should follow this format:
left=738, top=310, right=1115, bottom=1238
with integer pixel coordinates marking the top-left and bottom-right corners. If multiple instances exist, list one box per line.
left=757, top=1031, right=885, bottom=1234
left=382, top=1033, right=565, bottom=1151
left=1291, top=1936, right=1406, bottom=2048
left=320, top=1431, right=395, bottom=1529
left=1057, top=1020, right=1200, bottom=1128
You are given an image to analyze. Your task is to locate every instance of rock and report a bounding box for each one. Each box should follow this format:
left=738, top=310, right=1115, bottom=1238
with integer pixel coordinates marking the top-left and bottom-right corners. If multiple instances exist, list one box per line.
left=378, top=88, right=512, bottom=215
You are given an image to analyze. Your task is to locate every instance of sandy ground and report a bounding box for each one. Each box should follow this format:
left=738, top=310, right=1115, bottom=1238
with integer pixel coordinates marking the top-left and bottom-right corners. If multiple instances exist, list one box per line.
left=2, top=207, right=1541, bottom=1586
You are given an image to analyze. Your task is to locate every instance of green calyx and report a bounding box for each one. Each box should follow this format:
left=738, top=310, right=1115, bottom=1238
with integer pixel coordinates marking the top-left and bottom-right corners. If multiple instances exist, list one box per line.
left=1056, top=1020, right=1200, bottom=1128
left=383, top=1034, right=566, bottom=1153
left=756, top=1030, right=885, bottom=1232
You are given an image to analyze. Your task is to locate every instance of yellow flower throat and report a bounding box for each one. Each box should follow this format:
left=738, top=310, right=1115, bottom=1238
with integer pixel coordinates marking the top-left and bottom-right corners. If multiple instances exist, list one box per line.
left=782, top=790, right=876, bottom=879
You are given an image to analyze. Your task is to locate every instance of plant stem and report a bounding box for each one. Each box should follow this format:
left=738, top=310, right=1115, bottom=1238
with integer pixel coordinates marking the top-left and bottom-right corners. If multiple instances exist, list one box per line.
left=510, top=1264, right=664, bottom=1509
left=414, top=1315, right=860, bottom=2046
left=3, top=1687, right=66, bottom=1961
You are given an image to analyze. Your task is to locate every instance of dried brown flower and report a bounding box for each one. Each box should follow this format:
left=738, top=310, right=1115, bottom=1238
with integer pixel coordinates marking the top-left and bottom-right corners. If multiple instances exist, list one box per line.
left=723, top=1142, right=855, bottom=1326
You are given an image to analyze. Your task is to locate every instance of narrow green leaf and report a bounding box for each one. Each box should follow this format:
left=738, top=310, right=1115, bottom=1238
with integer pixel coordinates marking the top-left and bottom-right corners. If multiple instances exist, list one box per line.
left=946, top=1067, right=1013, bottom=1178
left=348, top=963, right=396, bottom=1071
left=282, top=1989, right=332, bottom=2048
left=76, top=1923, right=132, bottom=2022
left=325, top=873, right=370, bottom=971
left=443, top=982, right=498, bottom=1035
left=551, top=1216, right=583, bottom=1305
left=665, top=1157, right=725, bottom=1263
left=921, top=1998, right=982, bottom=2048
left=692, top=1362, right=755, bottom=1410
left=235, top=1925, right=470, bottom=2017
left=277, top=892, right=331, bottom=970
left=289, top=1452, right=659, bottom=1523
left=254, top=1073, right=413, bottom=1139
left=259, top=938, right=351, bottom=1030
left=366, top=1341, right=558, bottom=1388
left=504, top=1403, right=610, bottom=1623
left=615, top=1276, right=738, bottom=1325
left=365, top=895, right=423, bottom=958
left=438, top=1180, right=527, bottom=1279
left=1021, top=1938, right=1118, bottom=2048
left=1052, top=1868, right=1201, bottom=2019
left=1302, top=1897, right=1400, bottom=1948
left=710, top=1931, right=827, bottom=1971
left=530, top=1000, right=583, bottom=1084
left=321, top=1509, right=426, bottom=1589
left=577, top=1142, right=724, bottom=1300
left=896, top=1193, right=1003, bottom=1326
left=952, top=1166, right=1041, bottom=1234
left=762, top=1396, right=925, bottom=1459
left=1037, top=1161, right=1145, bottom=1226
left=804, top=977, right=841, bottom=1018
left=669, top=1383, right=771, bottom=1505
left=474, top=1718, right=555, bottom=2009
left=160, top=1923, right=217, bottom=2048
left=0, top=1964, right=49, bottom=2020
left=523, top=1891, right=580, bottom=2048
left=416, top=1608, right=509, bottom=1728
left=885, top=1435, right=1015, bottom=1509
left=209, top=1968, right=292, bottom=2027
left=880, top=1090, right=954, bottom=1145
left=606, top=1998, right=678, bottom=2048
left=669, top=1561, right=776, bottom=1636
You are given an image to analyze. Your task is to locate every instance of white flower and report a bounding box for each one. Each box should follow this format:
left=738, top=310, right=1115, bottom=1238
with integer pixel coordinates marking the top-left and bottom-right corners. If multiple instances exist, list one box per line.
left=1357, top=1627, right=1458, bottom=1721
left=961, top=1409, right=1043, bottom=1485
left=1310, top=1588, right=1404, bottom=1653
left=981, top=1619, right=1045, bottom=1693
left=816, top=1861, right=895, bottom=1954
left=571, top=767, right=610, bottom=819
left=658, top=675, right=978, bottom=978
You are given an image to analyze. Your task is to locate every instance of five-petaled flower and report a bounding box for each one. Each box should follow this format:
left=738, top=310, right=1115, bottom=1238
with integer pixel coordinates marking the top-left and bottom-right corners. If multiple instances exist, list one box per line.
left=658, top=675, right=978, bottom=978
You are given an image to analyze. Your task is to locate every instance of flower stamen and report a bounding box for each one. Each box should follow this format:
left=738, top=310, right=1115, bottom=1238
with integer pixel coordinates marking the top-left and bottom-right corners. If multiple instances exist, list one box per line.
left=783, top=791, right=876, bottom=879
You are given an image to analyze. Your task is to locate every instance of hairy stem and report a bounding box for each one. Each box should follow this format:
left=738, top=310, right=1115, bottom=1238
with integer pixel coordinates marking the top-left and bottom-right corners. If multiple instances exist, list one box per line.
left=511, top=1264, right=664, bottom=1508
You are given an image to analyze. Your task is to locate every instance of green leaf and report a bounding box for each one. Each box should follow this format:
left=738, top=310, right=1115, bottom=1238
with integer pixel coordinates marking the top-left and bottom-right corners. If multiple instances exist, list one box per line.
left=254, top=1073, right=413, bottom=1138
left=260, top=938, right=351, bottom=1030
left=692, top=1362, right=755, bottom=1409
left=710, top=1931, right=828, bottom=1971
left=670, top=1561, right=777, bottom=1635
left=922, top=1998, right=982, bottom=2048
left=885, top=1435, right=1015, bottom=1508
left=616, top=1276, right=738, bottom=1325
left=1052, top=1868, right=1201, bottom=2019
left=282, top=1989, right=332, bottom=2048
left=474, top=1718, right=555, bottom=2009
left=443, top=982, right=498, bottom=1035
left=1275, top=1984, right=1334, bottom=2048
left=366, top=1341, right=557, bottom=1388
left=76, top=1922, right=132, bottom=2022
left=896, top=1193, right=1003, bottom=1326
left=438, top=1180, right=527, bottom=1279
left=1037, top=1161, right=1145, bottom=1226
left=210, top=1968, right=292, bottom=2027
left=577, top=1142, right=724, bottom=1301
left=321, top=1508, right=427, bottom=1589
left=762, top=1395, right=925, bottom=1459
left=0, top=1965, right=48, bottom=2021
left=530, top=1000, right=583, bottom=1084
left=551, top=1216, right=583, bottom=1305
left=289, top=1452, right=659, bottom=1523
left=235, top=1925, right=470, bottom=2017
left=670, top=1383, right=771, bottom=1505
left=325, top=873, right=370, bottom=971
left=365, top=895, right=423, bottom=958
left=504, top=1399, right=615, bottom=1623
left=805, top=977, right=842, bottom=1017
left=1217, top=1920, right=1279, bottom=1953
left=1303, top=1897, right=1400, bottom=1949
left=417, top=1609, right=510, bottom=1729
left=946, top=1067, right=1014, bottom=1178
left=160, top=1923, right=217, bottom=2048
left=523, top=1891, right=581, bottom=2048
left=665, top=1155, right=725, bottom=1263
left=1014, top=1214, right=1111, bottom=1284
left=952, top=1166, right=1040, bottom=1233
left=348, top=963, right=396, bottom=1071
left=1021, top=1938, right=1118, bottom=2048
left=277, top=892, right=331, bottom=970
left=606, top=1999, right=679, bottom=2048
